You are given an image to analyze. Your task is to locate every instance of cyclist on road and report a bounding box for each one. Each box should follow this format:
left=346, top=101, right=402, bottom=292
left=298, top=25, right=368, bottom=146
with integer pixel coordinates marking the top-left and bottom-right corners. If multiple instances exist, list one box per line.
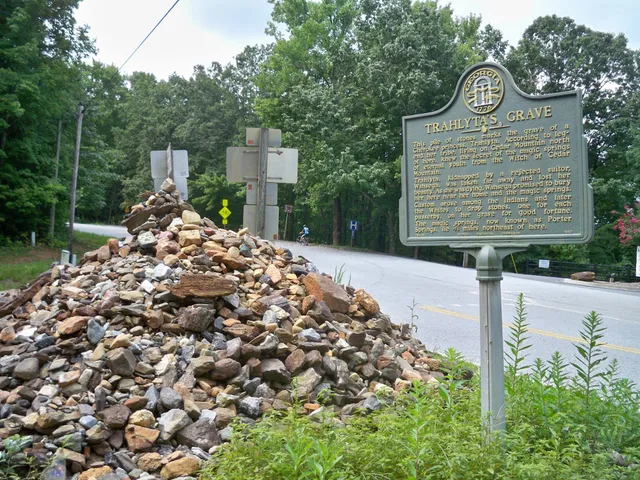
left=298, top=224, right=310, bottom=246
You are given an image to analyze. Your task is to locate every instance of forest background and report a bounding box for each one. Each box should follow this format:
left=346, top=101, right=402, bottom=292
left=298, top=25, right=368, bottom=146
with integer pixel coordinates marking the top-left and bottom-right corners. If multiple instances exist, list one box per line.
left=2, top=0, right=639, bottom=270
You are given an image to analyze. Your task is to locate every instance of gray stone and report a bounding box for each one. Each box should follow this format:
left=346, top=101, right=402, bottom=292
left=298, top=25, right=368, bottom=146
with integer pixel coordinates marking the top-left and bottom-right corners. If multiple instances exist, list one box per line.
left=177, top=306, right=213, bottom=332
left=175, top=417, right=221, bottom=450
left=54, top=432, right=83, bottom=452
left=153, top=263, right=172, bottom=280
left=189, top=356, right=216, bottom=376
left=87, top=318, right=105, bottom=344
left=80, top=415, right=98, bottom=429
left=298, top=328, right=321, bottom=342
left=107, top=348, right=137, bottom=376
left=161, top=178, right=176, bottom=193
left=158, top=409, right=192, bottom=441
left=261, top=358, right=291, bottom=384
left=219, top=426, right=234, bottom=442
left=160, top=387, right=184, bottom=409
left=115, top=451, right=137, bottom=473
left=292, top=368, right=322, bottom=400
left=254, top=384, right=276, bottom=399
left=13, top=358, right=39, bottom=380
left=262, top=309, right=278, bottom=325
left=144, top=385, right=160, bottom=412
left=137, top=231, right=157, bottom=249
left=238, top=397, right=261, bottom=419
left=363, top=396, right=382, bottom=412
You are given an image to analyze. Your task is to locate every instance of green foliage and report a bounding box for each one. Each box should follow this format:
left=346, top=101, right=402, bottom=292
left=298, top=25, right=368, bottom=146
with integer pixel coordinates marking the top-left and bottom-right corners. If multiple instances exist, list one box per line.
left=332, top=263, right=349, bottom=285
left=0, top=0, right=93, bottom=238
left=505, top=293, right=531, bottom=392
left=0, top=435, right=45, bottom=480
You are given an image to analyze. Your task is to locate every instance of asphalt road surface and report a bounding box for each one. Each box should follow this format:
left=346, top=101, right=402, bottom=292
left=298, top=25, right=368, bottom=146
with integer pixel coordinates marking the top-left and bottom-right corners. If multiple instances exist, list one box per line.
left=74, top=223, right=128, bottom=238
left=280, top=241, right=640, bottom=385
left=73, top=223, right=640, bottom=384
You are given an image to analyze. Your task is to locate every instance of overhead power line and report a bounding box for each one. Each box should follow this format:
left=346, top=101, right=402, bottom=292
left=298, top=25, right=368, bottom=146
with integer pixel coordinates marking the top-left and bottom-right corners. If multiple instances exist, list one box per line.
left=117, top=0, right=181, bottom=73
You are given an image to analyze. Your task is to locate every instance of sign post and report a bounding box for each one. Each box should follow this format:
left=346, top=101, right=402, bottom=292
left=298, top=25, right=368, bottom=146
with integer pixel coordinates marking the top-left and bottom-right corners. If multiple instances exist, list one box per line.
left=636, top=246, right=640, bottom=278
left=400, top=62, right=593, bottom=438
left=219, top=199, right=231, bottom=226
left=350, top=220, right=358, bottom=247
left=226, top=128, right=298, bottom=240
left=151, top=147, right=189, bottom=199
left=284, top=204, right=293, bottom=240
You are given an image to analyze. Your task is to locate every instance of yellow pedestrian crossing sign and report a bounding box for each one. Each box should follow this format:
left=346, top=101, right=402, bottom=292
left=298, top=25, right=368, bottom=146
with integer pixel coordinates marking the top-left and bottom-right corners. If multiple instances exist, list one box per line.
left=219, top=199, right=231, bottom=225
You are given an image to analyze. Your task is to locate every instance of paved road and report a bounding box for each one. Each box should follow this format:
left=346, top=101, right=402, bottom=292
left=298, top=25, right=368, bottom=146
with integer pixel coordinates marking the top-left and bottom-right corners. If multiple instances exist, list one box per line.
left=73, top=223, right=640, bottom=384
left=279, top=241, right=640, bottom=385
left=74, top=223, right=128, bottom=238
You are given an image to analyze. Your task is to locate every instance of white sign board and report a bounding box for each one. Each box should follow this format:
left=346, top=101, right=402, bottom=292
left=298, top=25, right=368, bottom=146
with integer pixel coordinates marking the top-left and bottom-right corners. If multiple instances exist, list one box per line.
left=150, top=150, right=189, bottom=178
left=226, top=147, right=298, bottom=184
left=538, top=259, right=550, bottom=269
left=246, top=182, right=278, bottom=206
left=246, top=128, right=282, bottom=147
left=636, top=246, right=640, bottom=277
left=243, top=205, right=279, bottom=241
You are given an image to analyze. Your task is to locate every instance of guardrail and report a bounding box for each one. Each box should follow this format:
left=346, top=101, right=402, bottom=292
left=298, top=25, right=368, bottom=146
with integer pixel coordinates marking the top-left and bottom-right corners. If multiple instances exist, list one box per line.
left=525, top=260, right=639, bottom=283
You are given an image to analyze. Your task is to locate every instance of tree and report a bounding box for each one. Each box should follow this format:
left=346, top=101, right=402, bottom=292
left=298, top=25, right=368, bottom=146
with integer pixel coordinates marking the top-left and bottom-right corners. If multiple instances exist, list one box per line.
left=0, top=0, right=93, bottom=240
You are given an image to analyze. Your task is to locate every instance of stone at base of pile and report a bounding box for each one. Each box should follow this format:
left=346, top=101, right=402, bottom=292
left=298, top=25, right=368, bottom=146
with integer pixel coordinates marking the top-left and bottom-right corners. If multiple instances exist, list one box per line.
left=0, top=180, right=450, bottom=479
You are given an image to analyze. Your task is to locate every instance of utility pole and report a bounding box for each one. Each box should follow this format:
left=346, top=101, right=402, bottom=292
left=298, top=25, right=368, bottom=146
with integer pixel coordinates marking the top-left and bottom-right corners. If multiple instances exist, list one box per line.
left=256, top=128, right=269, bottom=238
left=49, top=120, right=62, bottom=241
left=67, top=105, right=85, bottom=259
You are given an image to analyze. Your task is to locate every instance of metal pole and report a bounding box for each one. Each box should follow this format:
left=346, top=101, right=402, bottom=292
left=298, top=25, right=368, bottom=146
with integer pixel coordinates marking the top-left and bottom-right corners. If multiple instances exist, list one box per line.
left=475, top=245, right=506, bottom=437
left=166, top=143, right=174, bottom=180
left=67, top=105, right=84, bottom=259
left=256, top=128, right=269, bottom=238
left=284, top=211, right=289, bottom=241
left=49, top=119, right=62, bottom=241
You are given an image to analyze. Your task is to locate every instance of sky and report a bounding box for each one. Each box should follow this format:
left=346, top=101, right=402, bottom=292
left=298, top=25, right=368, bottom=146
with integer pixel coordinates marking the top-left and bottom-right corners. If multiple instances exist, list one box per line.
left=74, top=0, right=640, bottom=80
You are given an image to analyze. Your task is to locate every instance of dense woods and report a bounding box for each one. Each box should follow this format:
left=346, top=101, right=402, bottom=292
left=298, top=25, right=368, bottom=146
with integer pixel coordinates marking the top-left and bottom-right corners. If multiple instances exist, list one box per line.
left=1, top=0, right=639, bottom=267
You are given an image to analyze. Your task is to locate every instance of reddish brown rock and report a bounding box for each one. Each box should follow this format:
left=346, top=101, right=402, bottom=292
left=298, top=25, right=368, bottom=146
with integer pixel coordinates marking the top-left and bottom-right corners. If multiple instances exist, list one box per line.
left=178, top=230, right=202, bottom=248
left=265, top=264, right=283, bottom=285
left=170, top=274, right=236, bottom=299
left=125, top=424, right=160, bottom=452
left=138, top=452, right=163, bottom=471
left=99, top=405, right=131, bottom=429
left=355, top=289, right=379, bottom=316
left=571, top=271, right=596, bottom=282
left=160, top=456, right=200, bottom=480
left=57, top=316, right=89, bottom=336
left=96, top=245, right=112, bottom=263
left=303, top=274, right=350, bottom=313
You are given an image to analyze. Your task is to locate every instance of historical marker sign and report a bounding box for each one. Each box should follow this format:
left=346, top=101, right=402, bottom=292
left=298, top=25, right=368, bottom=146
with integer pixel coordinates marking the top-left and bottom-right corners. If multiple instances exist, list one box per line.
left=400, top=62, right=593, bottom=247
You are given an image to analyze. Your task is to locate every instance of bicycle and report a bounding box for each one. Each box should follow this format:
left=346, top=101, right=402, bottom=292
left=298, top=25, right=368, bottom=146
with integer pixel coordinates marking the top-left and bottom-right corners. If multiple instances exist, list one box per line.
left=296, top=235, right=309, bottom=246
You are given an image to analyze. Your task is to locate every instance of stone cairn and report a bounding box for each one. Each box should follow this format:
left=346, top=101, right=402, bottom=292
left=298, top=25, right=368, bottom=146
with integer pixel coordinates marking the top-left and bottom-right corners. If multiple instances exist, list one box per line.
left=0, top=178, right=446, bottom=480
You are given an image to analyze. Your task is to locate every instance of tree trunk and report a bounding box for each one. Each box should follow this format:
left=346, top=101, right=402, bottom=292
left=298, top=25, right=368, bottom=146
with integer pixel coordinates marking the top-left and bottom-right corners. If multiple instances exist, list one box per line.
left=386, top=210, right=396, bottom=254
left=332, top=196, right=341, bottom=245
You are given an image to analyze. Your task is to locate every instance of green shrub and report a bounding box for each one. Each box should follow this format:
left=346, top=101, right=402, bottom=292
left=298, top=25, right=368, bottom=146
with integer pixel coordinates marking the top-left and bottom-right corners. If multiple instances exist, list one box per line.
left=201, top=298, right=640, bottom=480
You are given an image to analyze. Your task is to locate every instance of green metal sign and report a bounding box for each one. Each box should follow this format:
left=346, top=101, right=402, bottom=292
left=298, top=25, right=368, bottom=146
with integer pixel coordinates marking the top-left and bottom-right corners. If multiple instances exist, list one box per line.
left=400, top=62, right=593, bottom=247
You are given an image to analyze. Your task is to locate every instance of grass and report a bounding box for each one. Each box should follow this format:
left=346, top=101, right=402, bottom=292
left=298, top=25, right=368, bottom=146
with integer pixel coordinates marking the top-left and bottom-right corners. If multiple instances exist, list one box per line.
left=201, top=295, right=640, bottom=480
left=0, top=231, right=112, bottom=290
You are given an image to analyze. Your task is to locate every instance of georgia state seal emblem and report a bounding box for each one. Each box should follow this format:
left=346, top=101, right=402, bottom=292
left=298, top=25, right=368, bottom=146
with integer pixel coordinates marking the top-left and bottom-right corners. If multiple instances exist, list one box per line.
left=463, top=67, right=504, bottom=114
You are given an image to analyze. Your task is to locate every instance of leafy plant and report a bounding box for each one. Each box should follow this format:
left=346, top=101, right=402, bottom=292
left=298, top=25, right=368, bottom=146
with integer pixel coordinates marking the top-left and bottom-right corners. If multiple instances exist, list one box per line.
left=407, top=297, right=419, bottom=334
left=0, top=435, right=44, bottom=480
left=505, top=293, right=532, bottom=393
left=333, top=264, right=349, bottom=286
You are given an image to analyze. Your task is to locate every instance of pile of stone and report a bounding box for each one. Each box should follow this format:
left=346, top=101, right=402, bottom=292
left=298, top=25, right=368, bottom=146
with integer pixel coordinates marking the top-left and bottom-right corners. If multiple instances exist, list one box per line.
left=0, top=178, right=446, bottom=480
